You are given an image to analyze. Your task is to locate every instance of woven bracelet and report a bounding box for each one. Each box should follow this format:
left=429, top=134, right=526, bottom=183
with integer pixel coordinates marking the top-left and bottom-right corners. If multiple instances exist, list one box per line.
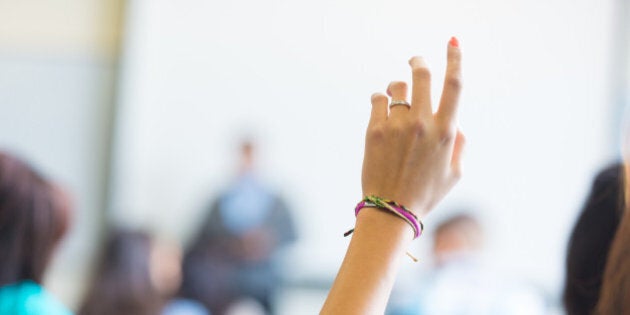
left=344, top=196, right=424, bottom=262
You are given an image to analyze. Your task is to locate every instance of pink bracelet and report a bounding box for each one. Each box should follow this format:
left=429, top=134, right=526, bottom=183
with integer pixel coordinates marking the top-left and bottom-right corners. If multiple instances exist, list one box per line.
left=344, top=196, right=424, bottom=240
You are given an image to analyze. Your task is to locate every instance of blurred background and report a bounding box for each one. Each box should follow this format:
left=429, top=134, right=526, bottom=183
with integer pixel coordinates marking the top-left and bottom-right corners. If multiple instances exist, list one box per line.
left=0, top=0, right=629, bottom=314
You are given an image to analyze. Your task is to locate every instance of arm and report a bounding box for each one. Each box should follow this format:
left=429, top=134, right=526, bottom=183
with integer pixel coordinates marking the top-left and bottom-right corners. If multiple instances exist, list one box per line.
left=321, top=38, right=464, bottom=314
left=322, top=209, right=414, bottom=314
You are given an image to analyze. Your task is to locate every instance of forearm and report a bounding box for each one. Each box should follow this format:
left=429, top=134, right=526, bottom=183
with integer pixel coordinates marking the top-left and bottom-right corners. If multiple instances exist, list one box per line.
left=321, top=208, right=414, bottom=314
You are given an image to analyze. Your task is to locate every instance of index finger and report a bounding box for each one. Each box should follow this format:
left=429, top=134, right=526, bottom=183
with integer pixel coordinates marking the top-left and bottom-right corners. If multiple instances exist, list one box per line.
left=436, top=37, right=462, bottom=125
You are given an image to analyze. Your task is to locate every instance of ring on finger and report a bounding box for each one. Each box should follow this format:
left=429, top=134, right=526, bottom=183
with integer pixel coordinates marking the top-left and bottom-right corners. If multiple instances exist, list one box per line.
left=389, top=100, right=411, bottom=109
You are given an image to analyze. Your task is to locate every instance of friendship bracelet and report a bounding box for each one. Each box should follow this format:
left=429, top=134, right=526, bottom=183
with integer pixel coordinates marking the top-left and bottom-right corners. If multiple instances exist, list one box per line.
left=358, top=197, right=423, bottom=239
left=344, top=196, right=425, bottom=262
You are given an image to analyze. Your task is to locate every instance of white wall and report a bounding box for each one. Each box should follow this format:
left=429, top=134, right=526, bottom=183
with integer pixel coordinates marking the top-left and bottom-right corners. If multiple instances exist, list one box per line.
left=112, top=0, right=618, bottom=309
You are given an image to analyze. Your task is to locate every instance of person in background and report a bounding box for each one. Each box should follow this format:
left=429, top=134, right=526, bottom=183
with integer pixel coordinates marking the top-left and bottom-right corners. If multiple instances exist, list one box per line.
left=0, top=151, right=73, bottom=315
left=389, top=213, right=546, bottom=315
left=78, top=229, right=162, bottom=315
left=79, top=228, right=209, bottom=315
left=596, top=193, right=630, bottom=314
left=563, top=163, right=624, bottom=315
left=432, top=214, right=483, bottom=267
left=181, top=140, right=296, bottom=315
left=594, top=156, right=630, bottom=314
left=157, top=239, right=209, bottom=315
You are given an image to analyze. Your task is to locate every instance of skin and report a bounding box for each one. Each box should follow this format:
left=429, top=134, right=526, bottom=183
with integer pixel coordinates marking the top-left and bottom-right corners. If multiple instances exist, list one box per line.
left=321, top=39, right=464, bottom=314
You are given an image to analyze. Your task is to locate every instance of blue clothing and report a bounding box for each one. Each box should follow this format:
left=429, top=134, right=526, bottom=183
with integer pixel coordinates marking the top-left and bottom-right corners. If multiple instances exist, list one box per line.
left=162, top=298, right=210, bottom=315
left=182, top=173, right=296, bottom=314
left=388, top=255, right=546, bottom=315
left=219, top=173, right=274, bottom=235
left=0, top=281, right=72, bottom=315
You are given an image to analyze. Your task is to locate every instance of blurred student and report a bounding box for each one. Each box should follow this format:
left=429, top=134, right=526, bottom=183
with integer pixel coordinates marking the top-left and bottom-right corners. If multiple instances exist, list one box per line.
left=390, top=214, right=546, bottom=315
left=79, top=229, right=208, bottom=315
left=596, top=195, right=630, bottom=314
left=0, top=151, right=73, bottom=314
left=563, top=163, right=624, bottom=315
left=594, top=158, right=630, bottom=314
left=79, top=230, right=162, bottom=315
left=157, top=240, right=209, bottom=315
left=182, top=140, right=296, bottom=314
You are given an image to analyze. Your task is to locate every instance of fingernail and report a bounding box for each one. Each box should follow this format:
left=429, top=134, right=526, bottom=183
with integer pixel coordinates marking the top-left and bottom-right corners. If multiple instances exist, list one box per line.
left=449, top=36, right=459, bottom=48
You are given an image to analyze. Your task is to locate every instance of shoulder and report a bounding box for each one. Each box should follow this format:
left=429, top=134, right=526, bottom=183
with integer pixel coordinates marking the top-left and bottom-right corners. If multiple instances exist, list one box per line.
left=0, top=281, right=73, bottom=315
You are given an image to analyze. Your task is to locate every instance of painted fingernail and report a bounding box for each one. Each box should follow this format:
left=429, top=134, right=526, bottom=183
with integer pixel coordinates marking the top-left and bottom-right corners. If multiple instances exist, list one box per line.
left=449, top=36, right=459, bottom=48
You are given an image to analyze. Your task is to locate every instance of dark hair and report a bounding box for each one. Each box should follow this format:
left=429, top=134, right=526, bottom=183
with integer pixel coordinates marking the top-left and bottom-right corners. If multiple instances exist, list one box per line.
left=596, top=180, right=630, bottom=314
left=0, top=151, right=70, bottom=286
left=563, top=163, right=624, bottom=315
left=79, top=229, right=162, bottom=315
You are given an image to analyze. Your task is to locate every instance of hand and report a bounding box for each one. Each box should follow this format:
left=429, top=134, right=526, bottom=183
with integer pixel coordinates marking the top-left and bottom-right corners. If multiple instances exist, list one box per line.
left=240, top=228, right=275, bottom=261
left=361, top=38, right=464, bottom=217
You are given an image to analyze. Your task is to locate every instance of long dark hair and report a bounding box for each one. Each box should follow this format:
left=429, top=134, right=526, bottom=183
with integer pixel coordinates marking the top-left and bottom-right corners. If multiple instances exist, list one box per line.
left=0, top=151, right=70, bottom=286
left=79, top=229, right=162, bottom=315
left=596, top=165, right=630, bottom=314
left=563, top=163, right=625, bottom=315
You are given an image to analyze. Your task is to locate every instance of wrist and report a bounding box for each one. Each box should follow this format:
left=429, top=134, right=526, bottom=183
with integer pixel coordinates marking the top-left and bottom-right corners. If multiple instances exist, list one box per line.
left=355, top=207, right=415, bottom=244
left=354, top=196, right=426, bottom=239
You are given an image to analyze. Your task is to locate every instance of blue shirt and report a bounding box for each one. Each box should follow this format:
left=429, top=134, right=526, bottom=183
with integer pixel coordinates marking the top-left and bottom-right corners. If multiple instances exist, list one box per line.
left=219, top=173, right=274, bottom=235
left=0, top=281, right=72, bottom=315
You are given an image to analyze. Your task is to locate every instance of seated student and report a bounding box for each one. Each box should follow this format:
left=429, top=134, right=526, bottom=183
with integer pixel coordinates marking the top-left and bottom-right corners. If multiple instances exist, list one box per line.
left=0, top=151, right=73, bottom=315
left=413, top=214, right=544, bottom=314
left=79, top=229, right=209, bottom=315
left=563, top=163, right=624, bottom=315
left=79, top=229, right=162, bottom=315
left=321, top=37, right=465, bottom=314
left=181, top=139, right=296, bottom=315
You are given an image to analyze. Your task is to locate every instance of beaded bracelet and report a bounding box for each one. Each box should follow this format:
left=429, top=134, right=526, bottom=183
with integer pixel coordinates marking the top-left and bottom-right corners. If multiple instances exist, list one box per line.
left=344, top=195, right=424, bottom=262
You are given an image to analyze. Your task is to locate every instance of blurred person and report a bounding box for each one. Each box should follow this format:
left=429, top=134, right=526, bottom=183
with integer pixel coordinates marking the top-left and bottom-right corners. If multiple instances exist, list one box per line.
left=389, top=214, right=546, bottom=315
left=156, top=239, right=209, bottom=315
left=224, top=298, right=266, bottom=315
left=563, top=163, right=624, bottom=315
left=0, top=151, right=73, bottom=314
left=596, top=199, right=630, bottom=314
left=78, top=229, right=162, bottom=315
left=181, top=140, right=296, bottom=315
left=595, top=157, right=630, bottom=314
left=432, top=213, right=483, bottom=267
left=80, top=229, right=208, bottom=315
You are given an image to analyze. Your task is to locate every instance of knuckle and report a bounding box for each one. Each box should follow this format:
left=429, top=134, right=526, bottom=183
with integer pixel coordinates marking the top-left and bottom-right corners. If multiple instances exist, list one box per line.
left=412, top=66, right=431, bottom=80
left=385, top=122, right=403, bottom=136
left=389, top=81, right=408, bottom=90
left=407, top=119, right=426, bottom=137
left=438, top=126, right=456, bottom=144
left=445, top=74, right=462, bottom=90
left=367, top=124, right=385, bottom=141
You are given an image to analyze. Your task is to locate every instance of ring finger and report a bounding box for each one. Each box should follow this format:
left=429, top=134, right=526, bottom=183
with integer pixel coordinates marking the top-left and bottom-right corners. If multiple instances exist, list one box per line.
left=387, top=81, right=410, bottom=118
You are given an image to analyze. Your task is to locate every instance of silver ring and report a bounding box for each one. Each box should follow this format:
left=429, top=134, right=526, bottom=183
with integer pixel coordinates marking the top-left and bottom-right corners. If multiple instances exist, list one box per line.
left=389, top=100, right=411, bottom=109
